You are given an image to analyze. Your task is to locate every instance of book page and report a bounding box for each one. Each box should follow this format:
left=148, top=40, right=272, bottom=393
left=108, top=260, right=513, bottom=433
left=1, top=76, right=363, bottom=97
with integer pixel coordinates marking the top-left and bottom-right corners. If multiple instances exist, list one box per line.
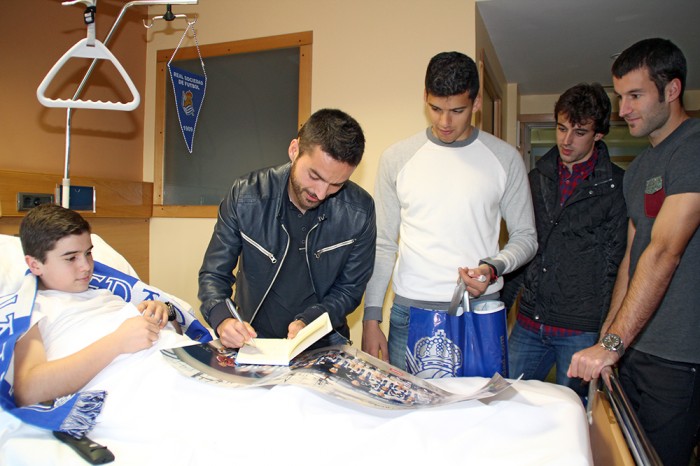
left=236, top=312, right=332, bottom=365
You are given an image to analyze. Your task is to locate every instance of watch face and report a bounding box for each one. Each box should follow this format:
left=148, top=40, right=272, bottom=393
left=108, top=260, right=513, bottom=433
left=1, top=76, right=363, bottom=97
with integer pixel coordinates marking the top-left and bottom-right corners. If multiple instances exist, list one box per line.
left=602, top=333, right=622, bottom=350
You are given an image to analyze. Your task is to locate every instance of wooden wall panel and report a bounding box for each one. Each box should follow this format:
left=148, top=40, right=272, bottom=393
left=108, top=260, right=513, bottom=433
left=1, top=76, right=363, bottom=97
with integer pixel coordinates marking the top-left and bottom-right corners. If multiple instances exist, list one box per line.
left=0, top=170, right=152, bottom=280
left=0, top=217, right=149, bottom=282
left=0, top=170, right=152, bottom=219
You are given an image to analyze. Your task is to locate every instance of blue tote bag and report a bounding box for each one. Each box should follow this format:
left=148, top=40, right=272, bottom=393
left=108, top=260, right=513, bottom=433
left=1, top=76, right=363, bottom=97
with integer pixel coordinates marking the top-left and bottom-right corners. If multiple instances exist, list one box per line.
left=406, top=300, right=508, bottom=379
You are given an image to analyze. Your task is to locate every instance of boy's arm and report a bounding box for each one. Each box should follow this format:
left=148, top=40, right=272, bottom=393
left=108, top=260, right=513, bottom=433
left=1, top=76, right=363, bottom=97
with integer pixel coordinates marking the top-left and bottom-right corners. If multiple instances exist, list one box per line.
left=13, top=317, right=160, bottom=407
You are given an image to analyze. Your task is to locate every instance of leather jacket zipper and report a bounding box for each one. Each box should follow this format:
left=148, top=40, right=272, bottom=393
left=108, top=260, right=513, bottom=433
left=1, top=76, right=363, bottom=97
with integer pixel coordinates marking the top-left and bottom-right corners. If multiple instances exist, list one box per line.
left=314, top=239, right=356, bottom=259
left=249, top=224, right=290, bottom=321
left=241, top=231, right=278, bottom=263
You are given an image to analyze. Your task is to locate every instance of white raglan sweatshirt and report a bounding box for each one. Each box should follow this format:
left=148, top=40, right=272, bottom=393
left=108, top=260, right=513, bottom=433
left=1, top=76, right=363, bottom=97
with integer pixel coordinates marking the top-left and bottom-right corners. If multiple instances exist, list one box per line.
left=364, top=127, right=536, bottom=321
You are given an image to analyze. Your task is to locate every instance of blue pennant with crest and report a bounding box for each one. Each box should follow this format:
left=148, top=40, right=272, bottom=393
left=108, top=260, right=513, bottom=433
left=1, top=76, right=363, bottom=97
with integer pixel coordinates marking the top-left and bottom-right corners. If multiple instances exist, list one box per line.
left=168, top=65, right=206, bottom=153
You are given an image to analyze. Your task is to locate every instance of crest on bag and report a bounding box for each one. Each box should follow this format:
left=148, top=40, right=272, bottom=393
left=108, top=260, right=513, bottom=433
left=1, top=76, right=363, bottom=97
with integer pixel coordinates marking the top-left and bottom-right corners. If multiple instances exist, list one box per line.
left=411, top=329, right=463, bottom=378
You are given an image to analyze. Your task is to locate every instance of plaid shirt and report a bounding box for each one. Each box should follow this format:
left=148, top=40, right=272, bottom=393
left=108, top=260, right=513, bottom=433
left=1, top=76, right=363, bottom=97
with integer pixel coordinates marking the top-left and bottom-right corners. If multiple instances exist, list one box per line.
left=558, top=148, right=598, bottom=206
left=517, top=312, right=583, bottom=337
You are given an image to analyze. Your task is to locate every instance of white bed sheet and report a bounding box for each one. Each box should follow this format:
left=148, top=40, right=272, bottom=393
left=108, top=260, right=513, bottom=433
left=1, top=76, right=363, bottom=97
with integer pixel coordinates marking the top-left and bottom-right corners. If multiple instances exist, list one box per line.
left=0, top=231, right=592, bottom=465
left=0, top=345, right=592, bottom=466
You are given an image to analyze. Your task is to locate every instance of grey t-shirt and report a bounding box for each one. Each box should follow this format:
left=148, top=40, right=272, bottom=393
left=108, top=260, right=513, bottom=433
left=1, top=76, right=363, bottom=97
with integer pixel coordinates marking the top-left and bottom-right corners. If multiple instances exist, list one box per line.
left=623, top=118, right=700, bottom=363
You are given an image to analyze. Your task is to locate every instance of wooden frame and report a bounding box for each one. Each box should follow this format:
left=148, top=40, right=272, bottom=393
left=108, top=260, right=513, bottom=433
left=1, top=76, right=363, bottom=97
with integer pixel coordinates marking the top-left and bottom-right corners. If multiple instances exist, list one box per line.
left=477, top=49, right=503, bottom=138
left=153, top=31, right=313, bottom=218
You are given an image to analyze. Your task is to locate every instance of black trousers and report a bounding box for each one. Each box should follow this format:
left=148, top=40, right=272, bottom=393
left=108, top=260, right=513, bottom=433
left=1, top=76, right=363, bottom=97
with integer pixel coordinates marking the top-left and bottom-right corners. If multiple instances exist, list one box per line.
left=619, top=348, right=700, bottom=466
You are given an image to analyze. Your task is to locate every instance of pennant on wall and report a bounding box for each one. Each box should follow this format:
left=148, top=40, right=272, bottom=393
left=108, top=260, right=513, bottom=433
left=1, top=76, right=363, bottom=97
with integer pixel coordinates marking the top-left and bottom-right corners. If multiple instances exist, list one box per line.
left=168, top=65, right=206, bottom=153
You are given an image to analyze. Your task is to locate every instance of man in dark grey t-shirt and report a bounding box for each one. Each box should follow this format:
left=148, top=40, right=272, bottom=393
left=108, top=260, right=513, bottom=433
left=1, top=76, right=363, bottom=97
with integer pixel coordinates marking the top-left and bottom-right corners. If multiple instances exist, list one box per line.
left=568, top=38, right=700, bottom=466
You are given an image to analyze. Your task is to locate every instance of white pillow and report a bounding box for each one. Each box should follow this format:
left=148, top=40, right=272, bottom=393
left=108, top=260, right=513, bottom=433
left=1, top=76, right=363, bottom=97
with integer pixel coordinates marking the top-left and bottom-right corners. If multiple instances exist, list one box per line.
left=0, top=233, right=138, bottom=297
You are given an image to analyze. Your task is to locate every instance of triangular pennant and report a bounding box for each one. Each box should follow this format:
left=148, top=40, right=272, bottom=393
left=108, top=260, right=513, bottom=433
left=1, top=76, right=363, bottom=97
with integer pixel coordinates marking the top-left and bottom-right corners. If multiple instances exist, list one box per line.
left=168, top=65, right=206, bottom=153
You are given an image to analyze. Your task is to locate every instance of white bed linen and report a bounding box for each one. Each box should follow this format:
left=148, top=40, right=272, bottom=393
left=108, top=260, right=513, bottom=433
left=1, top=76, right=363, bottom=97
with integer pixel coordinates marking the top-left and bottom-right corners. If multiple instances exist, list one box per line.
left=0, top=232, right=592, bottom=465
left=0, top=345, right=593, bottom=465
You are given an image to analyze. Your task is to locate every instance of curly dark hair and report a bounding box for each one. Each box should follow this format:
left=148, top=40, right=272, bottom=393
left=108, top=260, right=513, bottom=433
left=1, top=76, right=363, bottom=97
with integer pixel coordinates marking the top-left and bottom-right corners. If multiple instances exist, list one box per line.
left=554, top=83, right=611, bottom=135
left=425, top=51, right=480, bottom=99
left=297, top=109, right=365, bottom=166
left=20, top=204, right=91, bottom=262
left=612, top=38, right=686, bottom=103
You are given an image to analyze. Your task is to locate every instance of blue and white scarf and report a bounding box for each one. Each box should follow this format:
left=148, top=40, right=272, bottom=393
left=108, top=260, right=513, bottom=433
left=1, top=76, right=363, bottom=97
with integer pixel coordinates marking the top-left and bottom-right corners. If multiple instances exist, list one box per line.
left=0, top=261, right=212, bottom=437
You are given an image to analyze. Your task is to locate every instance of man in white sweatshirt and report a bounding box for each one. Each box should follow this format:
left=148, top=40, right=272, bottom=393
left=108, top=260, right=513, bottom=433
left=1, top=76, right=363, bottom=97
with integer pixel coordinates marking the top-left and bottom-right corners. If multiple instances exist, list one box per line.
left=362, top=51, right=536, bottom=372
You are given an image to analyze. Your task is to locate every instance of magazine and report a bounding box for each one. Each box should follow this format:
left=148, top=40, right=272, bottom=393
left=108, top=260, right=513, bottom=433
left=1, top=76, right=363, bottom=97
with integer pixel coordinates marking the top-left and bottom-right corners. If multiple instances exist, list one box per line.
left=161, top=342, right=513, bottom=410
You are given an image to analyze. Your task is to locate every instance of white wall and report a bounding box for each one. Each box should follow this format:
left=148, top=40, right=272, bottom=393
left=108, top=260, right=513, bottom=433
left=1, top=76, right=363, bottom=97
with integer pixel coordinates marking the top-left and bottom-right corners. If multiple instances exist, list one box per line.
left=146, top=0, right=479, bottom=341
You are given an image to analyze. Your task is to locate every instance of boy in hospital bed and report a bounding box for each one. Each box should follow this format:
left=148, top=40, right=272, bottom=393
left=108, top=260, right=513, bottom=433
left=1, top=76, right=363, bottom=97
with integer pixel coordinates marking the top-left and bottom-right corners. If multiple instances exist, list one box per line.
left=1, top=205, right=594, bottom=465
left=12, top=203, right=189, bottom=407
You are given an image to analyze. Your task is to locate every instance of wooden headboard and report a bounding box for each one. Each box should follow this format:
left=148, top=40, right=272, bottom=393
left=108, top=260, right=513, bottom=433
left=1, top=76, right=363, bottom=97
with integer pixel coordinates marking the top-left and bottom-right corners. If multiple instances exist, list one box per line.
left=0, top=170, right=153, bottom=281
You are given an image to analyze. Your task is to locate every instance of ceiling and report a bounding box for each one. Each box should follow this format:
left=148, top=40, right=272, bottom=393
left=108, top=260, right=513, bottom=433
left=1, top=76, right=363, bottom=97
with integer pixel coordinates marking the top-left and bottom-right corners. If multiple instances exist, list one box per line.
left=476, top=0, right=700, bottom=95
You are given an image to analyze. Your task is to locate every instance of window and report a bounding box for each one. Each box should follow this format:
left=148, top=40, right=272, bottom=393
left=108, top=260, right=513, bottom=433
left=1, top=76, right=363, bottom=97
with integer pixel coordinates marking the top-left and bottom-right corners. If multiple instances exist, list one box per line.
left=153, top=31, right=312, bottom=217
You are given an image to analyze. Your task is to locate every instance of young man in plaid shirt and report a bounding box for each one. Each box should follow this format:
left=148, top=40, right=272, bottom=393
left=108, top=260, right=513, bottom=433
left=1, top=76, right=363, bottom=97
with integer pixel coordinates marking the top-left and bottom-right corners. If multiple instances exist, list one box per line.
left=507, top=83, right=627, bottom=399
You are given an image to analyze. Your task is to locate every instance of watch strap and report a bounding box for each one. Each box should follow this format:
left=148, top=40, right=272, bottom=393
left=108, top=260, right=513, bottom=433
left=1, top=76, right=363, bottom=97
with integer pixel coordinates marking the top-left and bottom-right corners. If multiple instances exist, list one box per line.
left=165, top=302, right=177, bottom=322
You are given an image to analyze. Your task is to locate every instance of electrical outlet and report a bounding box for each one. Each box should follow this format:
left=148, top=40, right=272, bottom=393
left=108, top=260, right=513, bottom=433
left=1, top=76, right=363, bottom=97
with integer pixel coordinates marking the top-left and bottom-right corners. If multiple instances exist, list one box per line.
left=17, top=193, right=55, bottom=211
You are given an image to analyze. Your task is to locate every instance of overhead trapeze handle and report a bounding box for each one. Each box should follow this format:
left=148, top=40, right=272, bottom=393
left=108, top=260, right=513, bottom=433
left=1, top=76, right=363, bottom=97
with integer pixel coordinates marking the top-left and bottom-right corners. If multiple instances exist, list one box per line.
left=36, top=38, right=140, bottom=111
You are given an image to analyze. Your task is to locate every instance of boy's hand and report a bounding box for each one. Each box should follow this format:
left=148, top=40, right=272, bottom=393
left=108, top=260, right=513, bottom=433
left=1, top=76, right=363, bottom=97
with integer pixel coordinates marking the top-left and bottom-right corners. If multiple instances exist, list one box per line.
left=115, top=316, right=161, bottom=353
left=137, top=300, right=169, bottom=328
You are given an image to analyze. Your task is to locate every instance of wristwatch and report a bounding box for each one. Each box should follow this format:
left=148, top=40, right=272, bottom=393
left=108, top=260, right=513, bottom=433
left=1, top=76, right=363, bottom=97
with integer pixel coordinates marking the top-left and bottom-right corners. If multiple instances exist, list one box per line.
left=165, top=302, right=177, bottom=322
left=600, top=333, right=625, bottom=357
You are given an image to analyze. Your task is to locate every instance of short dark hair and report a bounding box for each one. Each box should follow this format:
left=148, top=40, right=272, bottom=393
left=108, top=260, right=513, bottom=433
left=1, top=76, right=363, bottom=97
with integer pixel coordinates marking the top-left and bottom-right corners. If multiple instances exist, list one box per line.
left=20, top=204, right=91, bottom=262
left=425, top=51, right=480, bottom=100
left=612, top=38, right=687, bottom=103
left=297, top=108, right=365, bottom=166
left=554, top=83, right=611, bottom=135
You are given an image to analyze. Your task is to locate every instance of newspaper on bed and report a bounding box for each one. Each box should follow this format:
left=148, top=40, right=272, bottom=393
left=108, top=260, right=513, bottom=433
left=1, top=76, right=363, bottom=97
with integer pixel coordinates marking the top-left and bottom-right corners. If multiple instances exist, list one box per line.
left=161, top=343, right=512, bottom=409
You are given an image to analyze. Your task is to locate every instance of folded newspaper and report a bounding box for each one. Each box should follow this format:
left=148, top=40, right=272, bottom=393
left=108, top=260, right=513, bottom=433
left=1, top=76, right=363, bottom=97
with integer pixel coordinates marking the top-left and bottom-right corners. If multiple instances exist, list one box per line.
left=161, top=343, right=513, bottom=410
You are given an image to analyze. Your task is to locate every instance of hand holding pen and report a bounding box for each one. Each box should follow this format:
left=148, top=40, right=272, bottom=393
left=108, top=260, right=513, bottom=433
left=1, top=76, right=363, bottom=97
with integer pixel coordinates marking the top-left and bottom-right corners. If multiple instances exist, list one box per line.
left=217, top=299, right=257, bottom=348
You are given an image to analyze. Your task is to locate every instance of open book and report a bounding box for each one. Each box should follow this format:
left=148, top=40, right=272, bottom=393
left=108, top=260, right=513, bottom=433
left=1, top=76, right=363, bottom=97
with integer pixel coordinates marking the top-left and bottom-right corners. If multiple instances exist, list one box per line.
left=235, top=312, right=333, bottom=365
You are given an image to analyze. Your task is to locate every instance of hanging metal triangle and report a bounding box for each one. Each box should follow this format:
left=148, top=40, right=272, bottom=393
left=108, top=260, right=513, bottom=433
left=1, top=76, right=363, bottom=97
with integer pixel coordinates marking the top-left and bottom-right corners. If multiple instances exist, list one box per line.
left=36, top=38, right=140, bottom=111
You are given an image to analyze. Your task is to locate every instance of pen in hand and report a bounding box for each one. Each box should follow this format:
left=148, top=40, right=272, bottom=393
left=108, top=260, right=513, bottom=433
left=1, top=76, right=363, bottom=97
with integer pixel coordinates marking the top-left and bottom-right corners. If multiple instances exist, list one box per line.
left=225, top=299, right=256, bottom=347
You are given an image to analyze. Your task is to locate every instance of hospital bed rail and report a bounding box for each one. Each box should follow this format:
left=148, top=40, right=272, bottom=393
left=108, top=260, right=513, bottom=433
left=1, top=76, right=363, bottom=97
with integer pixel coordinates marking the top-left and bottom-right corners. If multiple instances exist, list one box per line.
left=591, top=366, right=663, bottom=466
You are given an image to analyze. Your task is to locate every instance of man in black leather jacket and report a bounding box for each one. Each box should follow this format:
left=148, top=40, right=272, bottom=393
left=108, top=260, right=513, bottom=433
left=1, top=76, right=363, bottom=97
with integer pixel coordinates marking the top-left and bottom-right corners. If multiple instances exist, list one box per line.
left=198, top=109, right=376, bottom=348
left=507, top=83, right=627, bottom=398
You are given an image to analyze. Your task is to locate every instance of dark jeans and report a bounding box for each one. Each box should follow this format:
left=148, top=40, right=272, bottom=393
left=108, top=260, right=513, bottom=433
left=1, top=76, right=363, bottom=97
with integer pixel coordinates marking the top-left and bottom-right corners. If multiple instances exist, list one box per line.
left=619, top=348, right=700, bottom=466
left=508, top=320, right=597, bottom=399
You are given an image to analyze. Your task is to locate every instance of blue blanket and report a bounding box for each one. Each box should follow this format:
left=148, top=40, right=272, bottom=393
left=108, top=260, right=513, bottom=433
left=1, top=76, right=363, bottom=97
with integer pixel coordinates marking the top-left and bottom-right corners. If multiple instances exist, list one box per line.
left=0, top=261, right=212, bottom=437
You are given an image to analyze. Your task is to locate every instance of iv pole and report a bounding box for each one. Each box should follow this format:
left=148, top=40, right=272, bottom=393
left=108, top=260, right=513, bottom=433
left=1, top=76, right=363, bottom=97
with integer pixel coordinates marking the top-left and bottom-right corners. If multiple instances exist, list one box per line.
left=47, top=0, right=198, bottom=208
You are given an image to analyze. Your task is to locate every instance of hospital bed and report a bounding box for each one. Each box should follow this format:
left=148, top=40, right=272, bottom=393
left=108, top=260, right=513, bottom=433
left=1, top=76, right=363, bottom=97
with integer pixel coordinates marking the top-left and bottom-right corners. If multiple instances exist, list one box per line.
left=0, top=232, right=616, bottom=465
